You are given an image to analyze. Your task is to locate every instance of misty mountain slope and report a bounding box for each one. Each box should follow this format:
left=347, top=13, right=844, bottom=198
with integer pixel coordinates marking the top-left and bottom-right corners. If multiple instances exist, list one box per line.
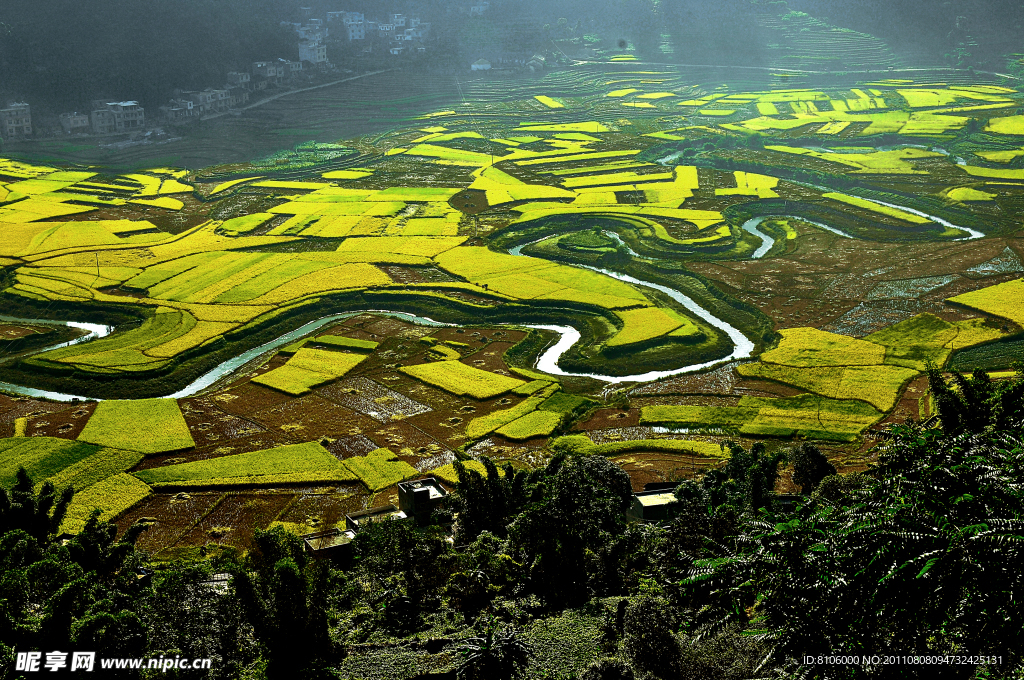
left=757, top=11, right=899, bottom=71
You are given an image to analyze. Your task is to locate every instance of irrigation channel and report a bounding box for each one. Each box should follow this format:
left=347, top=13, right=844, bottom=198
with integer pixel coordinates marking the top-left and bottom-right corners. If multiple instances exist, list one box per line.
left=0, top=196, right=984, bottom=400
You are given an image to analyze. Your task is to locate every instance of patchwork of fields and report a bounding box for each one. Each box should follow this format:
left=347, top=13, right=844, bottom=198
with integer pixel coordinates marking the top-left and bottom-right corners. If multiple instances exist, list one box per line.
left=1, top=69, right=1023, bottom=549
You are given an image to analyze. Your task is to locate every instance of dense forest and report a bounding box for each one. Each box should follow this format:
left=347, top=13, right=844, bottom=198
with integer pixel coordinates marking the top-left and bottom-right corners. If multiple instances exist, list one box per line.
left=3, top=369, right=1023, bottom=679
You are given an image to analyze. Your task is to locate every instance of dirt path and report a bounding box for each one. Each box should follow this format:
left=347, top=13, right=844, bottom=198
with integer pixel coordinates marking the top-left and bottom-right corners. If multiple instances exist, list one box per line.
left=200, top=69, right=400, bottom=121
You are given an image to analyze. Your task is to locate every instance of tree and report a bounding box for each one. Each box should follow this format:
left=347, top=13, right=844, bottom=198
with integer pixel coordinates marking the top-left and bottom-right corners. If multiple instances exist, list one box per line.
left=0, top=473, right=151, bottom=669
left=449, top=457, right=531, bottom=543
left=790, top=443, right=836, bottom=495
left=681, top=375, right=1024, bottom=677
left=0, top=467, right=73, bottom=542
left=581, top=657, right=634, bottom=680
left=232, top=527, right=333, bottom=678
left=508, top=454, right=633, bottom=606
left=621, top=595, right=683, bottom=680
left=456, top=621, right=532, bottom=680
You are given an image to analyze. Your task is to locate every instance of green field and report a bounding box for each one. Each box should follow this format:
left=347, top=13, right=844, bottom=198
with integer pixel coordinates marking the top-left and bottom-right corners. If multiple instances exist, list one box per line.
left=134, top=442, right=356, bottom=488
left=495, top=410, right=564, bottom=440
left=400, top=360, right=526, bottom=399
left=253, top=348, right=367, bottom=395
left=342, top=448, right=419, bottom=491
left=78, top=399, right=195, bottom=454
left=60, top=473, right=153, bottom=534
left=0, top=437, right=108, bottom=488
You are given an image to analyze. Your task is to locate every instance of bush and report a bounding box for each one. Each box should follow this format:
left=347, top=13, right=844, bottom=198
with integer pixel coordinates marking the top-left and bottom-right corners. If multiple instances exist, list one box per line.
left=790, top=443, right=836, bottom=495
left=621, top=596, right=683, bottom=680
left=581, top=657, right=634, bottom=680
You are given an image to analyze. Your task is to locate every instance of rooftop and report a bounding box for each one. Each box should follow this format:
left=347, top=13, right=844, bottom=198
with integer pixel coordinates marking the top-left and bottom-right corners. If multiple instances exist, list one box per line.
left=635, top=491, right=679, bottom=507
left=399, top=477, right=447, bottom=500
left=303, top=528, right=355, bottom=551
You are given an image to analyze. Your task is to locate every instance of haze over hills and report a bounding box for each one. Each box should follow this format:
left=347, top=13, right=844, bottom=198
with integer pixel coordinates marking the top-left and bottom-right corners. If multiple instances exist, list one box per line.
left=2, top=0, right=1022, bottom=114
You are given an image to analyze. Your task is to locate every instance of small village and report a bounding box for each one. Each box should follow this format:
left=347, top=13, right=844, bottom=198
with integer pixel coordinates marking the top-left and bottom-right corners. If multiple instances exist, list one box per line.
left=0, top=2, right=511, bottom=143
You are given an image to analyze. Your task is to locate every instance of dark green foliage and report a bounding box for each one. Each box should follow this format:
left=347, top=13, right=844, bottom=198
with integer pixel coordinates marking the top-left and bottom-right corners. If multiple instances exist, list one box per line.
left=928, top=366, right=1024, bottom=436
left=621, top=595, right=683, bottom=680
left=581, top=656, right=634, bottom=680
left=790, top=443, right=836, bottom=495
left=560, top=229, right=616, bottom=251
left=232, top=526, right=333, bottom=678
left=450, top=457, right=531, bottom=543
left=687, top=441, right=786, bottom=514
left=456, top=621, right=532, bottom=680
left=507, top=454, right=633, bottom=606
left=681, top=371, right=1024, bottom=677
left=0, top=472, right=151, bottom=672
left=0, top=467, right=73, bottom=542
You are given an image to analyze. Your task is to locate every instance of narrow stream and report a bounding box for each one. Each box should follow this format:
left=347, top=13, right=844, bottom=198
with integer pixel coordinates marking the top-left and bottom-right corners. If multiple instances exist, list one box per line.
left=506, top=240, right=756, bottom=383
left=0, top=188, right=985, bottom=399
left=0, top=310, right=451, bottom=403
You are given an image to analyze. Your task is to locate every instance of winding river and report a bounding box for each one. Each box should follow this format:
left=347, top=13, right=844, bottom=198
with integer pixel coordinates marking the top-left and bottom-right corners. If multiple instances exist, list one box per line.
left=0, top=190, right=986, bottom=400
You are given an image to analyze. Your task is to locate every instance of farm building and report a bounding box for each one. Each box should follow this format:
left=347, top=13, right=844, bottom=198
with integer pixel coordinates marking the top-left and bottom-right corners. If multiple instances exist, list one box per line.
left=627, top=489, right=683, bottom=522
left=303, top=528, right=356, bottom=557
left=397, top=477, right=448, bottom=526
left=345, top=505, right=409, bottom=532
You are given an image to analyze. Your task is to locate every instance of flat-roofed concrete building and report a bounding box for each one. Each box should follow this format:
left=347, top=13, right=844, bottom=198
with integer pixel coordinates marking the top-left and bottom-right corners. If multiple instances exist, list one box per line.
left=397, top=477, right=448, bottom=525
left=626, top=489, right=683, bottom=522
left=299, top=40, right=328, bottom=66
left=59, top=111, right=90, bottom=134
left=1, top=102, right=32, bottom=139
left=302, top=528, right=356, bottom=557
left=345, top=505, right=408, bottom=532
left=90, top=101, right=145, bottom=134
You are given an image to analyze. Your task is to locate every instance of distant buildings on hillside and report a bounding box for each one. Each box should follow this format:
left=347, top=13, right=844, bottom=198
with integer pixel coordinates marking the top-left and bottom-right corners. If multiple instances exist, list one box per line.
left=323, top=9, right=431, bottom=53
left=54, top=101, right=146, bottom=136
left=1, top=102, right=32, bottom=140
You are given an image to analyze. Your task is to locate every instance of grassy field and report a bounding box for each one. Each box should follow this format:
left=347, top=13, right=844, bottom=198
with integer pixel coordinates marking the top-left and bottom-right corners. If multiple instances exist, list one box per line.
left=466, top=384, right=560, bottom=438
left=78, top=399, right=195, bottom=454
left=400, top=360, right=526, bottom=399
left=495, top=410, right=564, bottom=440
left=0, top=437, right=106, bottom=488
left=2, top=70, right=1022, bottom=465
left=864, top=313, right=1005, bottom=370
left=343, top=448, right=419, bottom=491
left=134, top=442, right=356, bottom=488
left=252, top=348, right=366, bottom=395
left=737, top=361, right=917, bottom=410
left=640, top=394, right=882, bottom=441
left=761, top=328, right=886, bottom=367
left=948, top=279, right=1024, bottom=327
left=60, top=473, right=152, bottom=534
left=822, top=193, right=932, bottom=224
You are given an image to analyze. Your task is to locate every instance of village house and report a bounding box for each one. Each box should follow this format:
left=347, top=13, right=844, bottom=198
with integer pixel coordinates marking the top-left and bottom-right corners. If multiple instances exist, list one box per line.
left=345, top=505, right=409, bottom=532
left=299, top=40, right=329, bottom=67
left=59, top=111, right=90, bottom=135
left=89, top=101, right=145, bottom=134
left=626, top=487, right=683, bottom=523
left=252, top=61, right=285, bottom=86
left=0, top=102, right=32, bottom=139
left=182, top=89, right=231, bottom=116
left=226, top=71, right=251, bottom=90
left=159, top=98, right=194, bottom=121
left=397, top=478, right=448, bottom=527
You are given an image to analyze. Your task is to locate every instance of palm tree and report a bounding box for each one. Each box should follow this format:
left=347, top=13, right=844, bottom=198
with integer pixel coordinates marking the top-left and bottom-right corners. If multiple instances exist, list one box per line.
left=456, top=622, right=532, bottom=680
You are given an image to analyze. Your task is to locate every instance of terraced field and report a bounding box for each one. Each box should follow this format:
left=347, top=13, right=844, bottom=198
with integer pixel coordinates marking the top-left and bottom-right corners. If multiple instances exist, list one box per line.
left=2, top=68, right=1023, bottom=547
